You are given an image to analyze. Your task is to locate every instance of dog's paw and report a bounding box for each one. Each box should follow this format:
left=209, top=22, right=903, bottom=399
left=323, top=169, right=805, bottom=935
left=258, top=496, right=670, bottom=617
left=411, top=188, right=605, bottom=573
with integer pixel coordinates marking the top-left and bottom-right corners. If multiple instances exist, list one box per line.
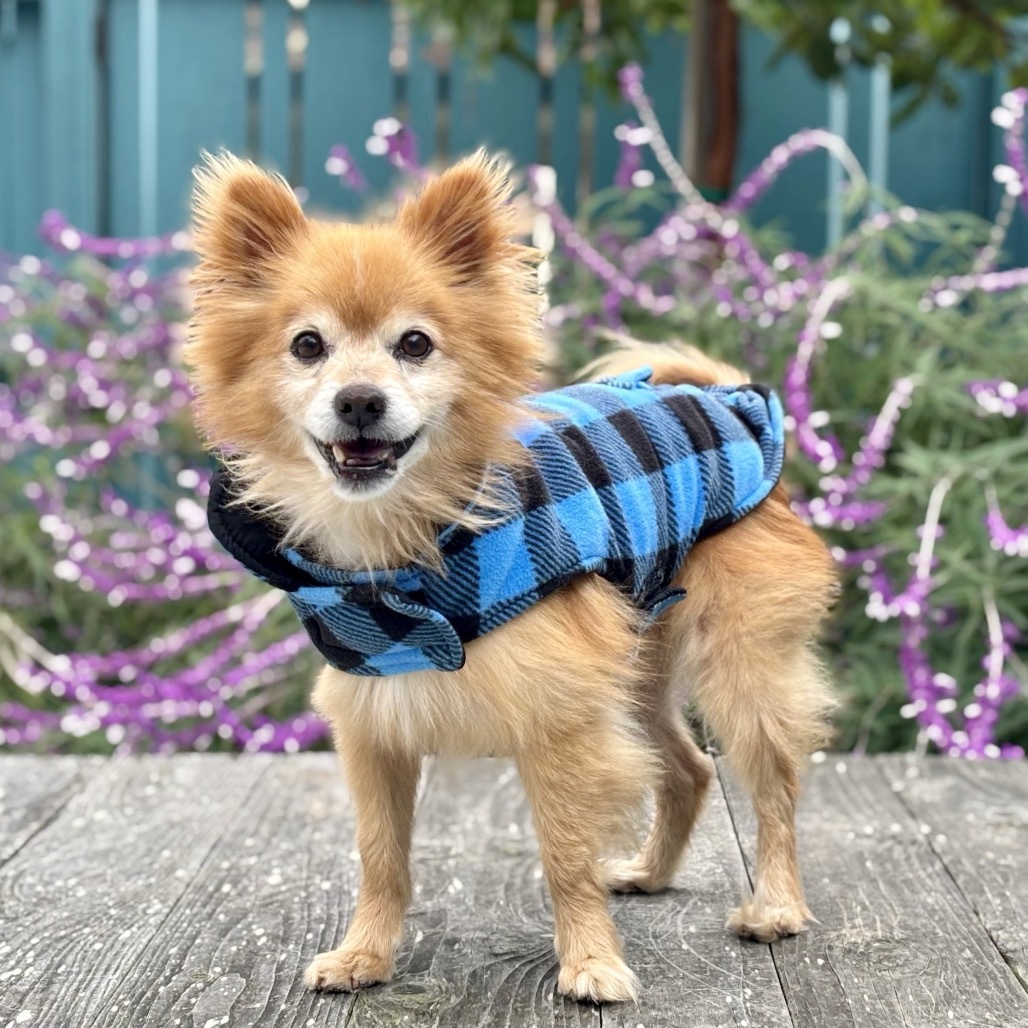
left=727, top=900, right=812, bottom=943
left=604, top=856, right=668, bottom=894
left=557, top=955, right=639, bottom=1004
left=304, top=947, right=394, bottom=992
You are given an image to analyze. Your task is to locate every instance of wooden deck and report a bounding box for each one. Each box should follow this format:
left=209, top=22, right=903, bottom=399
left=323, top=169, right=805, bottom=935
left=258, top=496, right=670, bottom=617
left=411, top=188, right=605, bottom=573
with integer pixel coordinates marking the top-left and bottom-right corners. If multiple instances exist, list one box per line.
left=0, top=754, right=1025, bottom=1027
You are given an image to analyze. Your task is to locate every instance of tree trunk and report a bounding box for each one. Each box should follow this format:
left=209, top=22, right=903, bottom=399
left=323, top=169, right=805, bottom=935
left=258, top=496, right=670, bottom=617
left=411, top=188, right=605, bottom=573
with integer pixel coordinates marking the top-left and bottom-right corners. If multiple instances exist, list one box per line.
left=703, top=0, right=739, bottom=195
left=682, top=0, right=739, bottom=197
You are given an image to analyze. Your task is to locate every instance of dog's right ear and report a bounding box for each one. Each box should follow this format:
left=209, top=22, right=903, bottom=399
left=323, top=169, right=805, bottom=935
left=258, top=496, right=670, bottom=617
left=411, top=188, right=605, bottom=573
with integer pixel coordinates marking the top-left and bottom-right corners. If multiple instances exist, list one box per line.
left=191, top=151, right=307, bottom=284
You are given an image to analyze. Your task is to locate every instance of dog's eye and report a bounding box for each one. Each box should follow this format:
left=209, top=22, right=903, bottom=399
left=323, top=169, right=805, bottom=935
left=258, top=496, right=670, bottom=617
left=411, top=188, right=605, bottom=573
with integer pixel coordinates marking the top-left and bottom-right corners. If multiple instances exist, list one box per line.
left=291, top=330, right=325, bottom=361
left=396, top=330, right=433, bottom=360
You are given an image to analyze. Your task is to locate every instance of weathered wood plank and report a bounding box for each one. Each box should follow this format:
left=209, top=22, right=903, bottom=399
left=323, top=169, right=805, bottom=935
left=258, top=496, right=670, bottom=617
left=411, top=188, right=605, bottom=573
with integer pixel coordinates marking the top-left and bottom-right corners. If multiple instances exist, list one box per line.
left=0, top=756, right=267, bottom=1027
left=719, top=756, right=1028, bottom=1028
left=605, top=775, right=791, bottom=1028
left=87, top=752, right=361, bottom=1028
left=350, top=757, right=790, bottom=1028
left=4, top=753, right=1022, bottom=1027
left=0, top=755, right=104, bottom=866
left=878, top=755, right=1028, bottom=988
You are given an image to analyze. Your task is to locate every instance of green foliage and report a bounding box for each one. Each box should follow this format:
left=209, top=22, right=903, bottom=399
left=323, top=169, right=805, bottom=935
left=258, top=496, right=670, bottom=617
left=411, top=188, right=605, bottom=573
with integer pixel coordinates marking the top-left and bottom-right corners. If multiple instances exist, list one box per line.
left=0, top=255, right=322, bottom=752
left=409, top=0, right=1028, bottom=117
left=4, top=191, right=1026, bottom=756
left=734, top=0, right=1028, bottom=119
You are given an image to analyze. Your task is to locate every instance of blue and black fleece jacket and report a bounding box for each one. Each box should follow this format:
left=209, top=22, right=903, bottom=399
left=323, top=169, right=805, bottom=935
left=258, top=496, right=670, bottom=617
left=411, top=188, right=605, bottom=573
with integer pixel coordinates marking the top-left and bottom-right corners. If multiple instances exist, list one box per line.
left=207, top=366, right=785, bottom=677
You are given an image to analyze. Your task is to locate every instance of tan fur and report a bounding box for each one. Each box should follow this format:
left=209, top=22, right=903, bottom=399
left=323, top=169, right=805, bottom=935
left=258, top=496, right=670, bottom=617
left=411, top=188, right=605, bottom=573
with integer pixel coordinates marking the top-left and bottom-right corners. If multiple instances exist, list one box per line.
left=186, top=154, right=839, bottom=1004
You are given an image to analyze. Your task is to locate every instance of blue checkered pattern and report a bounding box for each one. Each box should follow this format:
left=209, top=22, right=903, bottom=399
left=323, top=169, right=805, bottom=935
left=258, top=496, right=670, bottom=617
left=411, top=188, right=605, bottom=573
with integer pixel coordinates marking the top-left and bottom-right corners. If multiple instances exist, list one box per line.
left=207, top=366, right=785, bottom=677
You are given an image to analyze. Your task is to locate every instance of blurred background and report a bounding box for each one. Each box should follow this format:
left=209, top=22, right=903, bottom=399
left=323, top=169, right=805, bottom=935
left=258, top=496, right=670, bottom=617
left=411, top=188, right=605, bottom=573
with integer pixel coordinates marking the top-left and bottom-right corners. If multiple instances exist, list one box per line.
left=1, top=0, right=1026, bottom=758
left=4, top=0, right=1028, bottom=253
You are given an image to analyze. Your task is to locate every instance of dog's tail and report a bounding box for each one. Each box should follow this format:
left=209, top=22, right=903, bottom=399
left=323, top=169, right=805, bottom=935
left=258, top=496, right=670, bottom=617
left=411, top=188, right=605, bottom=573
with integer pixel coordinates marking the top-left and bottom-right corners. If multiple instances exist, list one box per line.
left=581, top=336, right=747, bottom=388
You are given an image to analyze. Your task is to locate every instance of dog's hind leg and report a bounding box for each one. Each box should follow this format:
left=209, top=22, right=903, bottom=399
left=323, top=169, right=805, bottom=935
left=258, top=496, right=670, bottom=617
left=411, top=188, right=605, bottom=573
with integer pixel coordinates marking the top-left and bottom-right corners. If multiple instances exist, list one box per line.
left=664, top=497, right=838, bottom=942
left=605, top=699, right=713, bottom=893
left=701, top=643, right=828, bottom=941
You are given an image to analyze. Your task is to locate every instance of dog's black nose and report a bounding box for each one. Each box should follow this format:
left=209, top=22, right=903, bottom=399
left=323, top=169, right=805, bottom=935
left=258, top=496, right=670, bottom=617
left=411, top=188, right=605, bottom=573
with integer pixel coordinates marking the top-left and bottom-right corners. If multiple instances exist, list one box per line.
left=334, top=385, right=387, bottom=430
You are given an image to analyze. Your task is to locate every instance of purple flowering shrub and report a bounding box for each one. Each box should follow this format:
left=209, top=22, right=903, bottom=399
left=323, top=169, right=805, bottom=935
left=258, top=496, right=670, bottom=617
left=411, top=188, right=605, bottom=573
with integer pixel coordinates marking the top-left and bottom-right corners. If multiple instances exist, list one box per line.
left=0, top=229, right=324, bottom=753
left=0, top=78, right=1025, bottom=756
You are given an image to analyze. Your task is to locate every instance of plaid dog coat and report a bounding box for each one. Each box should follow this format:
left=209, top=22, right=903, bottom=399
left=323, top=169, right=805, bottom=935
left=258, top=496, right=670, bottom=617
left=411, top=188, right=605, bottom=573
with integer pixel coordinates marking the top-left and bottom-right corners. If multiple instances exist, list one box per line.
left=207, top=367, right=785, bottom=677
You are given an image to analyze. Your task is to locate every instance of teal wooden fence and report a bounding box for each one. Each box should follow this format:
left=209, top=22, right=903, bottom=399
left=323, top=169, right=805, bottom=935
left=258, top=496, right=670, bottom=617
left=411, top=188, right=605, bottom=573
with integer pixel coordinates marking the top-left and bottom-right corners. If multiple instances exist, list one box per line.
left=0, top=0, right=1021, bottom=260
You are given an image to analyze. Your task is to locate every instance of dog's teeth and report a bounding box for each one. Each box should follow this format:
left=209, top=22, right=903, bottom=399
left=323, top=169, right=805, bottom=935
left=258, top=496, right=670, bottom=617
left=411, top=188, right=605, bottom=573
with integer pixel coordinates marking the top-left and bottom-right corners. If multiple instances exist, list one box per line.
left=331, top=444, right=346, bottom=463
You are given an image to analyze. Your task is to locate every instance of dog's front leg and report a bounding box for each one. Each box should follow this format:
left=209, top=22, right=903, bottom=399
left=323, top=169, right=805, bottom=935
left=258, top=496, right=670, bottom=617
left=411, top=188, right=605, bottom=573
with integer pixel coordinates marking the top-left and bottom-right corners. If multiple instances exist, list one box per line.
left=305, top=731, right=420, bottom=992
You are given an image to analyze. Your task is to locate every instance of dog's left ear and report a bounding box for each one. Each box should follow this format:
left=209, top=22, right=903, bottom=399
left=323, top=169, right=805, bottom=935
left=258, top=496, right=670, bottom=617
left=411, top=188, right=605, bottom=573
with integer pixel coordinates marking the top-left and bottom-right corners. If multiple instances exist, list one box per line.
left=397, top=151, right=526, bottom=282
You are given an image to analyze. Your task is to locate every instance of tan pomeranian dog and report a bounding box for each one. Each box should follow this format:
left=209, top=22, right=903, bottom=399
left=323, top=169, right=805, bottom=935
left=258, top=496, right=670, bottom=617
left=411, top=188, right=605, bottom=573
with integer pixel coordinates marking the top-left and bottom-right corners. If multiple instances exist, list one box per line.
left=185, top=151, right=838, bottom=1004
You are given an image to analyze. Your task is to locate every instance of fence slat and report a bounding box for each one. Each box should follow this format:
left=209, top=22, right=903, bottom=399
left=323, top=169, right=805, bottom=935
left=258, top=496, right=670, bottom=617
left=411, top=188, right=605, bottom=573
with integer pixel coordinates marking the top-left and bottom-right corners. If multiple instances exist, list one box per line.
left=40, top=0, right=100, bottom=235
left=0, top=1, right=42, bottom=250
left=303, top=0, right=392, bottom=215
left=590, top=32, right=684, bottom=201
left=138, top=0, right=159, bottom=236
left=105, top=0, right=139, bottom=236
left=106, top=0, right=249, bottom=237
left=157, top=0, right=248, bottom=230
left=406, top=20, right=439, bottom=169
left=447, top=26, right=536, bottom=185
left=259, top=0, right=290, bottom=181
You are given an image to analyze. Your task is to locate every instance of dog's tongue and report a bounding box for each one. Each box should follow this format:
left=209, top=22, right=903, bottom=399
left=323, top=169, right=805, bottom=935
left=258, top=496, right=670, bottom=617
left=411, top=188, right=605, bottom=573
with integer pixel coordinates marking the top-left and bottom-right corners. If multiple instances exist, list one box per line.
left=331, top=440, right=393, bottom=468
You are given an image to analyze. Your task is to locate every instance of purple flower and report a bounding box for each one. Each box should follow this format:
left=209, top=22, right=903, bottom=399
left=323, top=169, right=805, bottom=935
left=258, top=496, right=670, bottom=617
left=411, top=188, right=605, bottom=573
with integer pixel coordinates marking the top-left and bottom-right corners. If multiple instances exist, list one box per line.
left=366, top=118, right=419, bottom=173
left=617, top=63, right=644, bottom=101
left=613, top=121, right=646, bottom=190
left=325, top=144, right=368, bottom=192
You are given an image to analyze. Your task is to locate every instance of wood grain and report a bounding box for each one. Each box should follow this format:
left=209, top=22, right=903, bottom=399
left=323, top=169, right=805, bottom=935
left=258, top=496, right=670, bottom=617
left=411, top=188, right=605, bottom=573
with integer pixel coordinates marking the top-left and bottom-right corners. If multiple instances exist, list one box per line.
left=719, top=755, right=1028, bottom=1028
left=605, top=774, right=791, bottom=1028
left=348, top=756, right=601, bottom=1028
left=351, top=756, right=790, bottom=1028
left=2, top=754, right=1024, bottom=1027
left=0, top=755, right=265, bottom=1027
left=86, top=753, right=362, bottom=1028
left=0, top=754, right=103, bottom=866
left=878, top=755, right=1028, bottom=989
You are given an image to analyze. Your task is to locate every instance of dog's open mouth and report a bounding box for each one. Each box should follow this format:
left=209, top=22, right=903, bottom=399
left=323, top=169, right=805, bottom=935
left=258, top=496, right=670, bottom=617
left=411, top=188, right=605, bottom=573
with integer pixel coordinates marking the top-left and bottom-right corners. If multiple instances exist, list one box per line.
left=314, top=432, right=420, bottom=484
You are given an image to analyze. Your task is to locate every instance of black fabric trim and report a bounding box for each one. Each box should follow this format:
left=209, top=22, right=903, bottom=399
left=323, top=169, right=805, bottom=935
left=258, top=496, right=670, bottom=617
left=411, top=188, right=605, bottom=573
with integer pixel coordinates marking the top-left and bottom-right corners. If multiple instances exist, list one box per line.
left=303, top=616, right=368, bottom=671
left=512, top=461, right=551, bottom=514
left=448, top=611, right=484, bottom=643
left=367, top=599, right=426, bottom=643
left=206, top=465, right=306, bottom=592
left=694, top=511, right=734, bottom=543
left=726, top=386, right=766, bottom=442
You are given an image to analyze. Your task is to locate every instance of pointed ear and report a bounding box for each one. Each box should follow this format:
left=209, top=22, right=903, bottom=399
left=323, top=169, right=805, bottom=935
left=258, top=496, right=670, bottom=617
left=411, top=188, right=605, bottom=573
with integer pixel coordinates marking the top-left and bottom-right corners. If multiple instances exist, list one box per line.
left=191, top=151, right=307, bottom=283
left=396, top=151, right=521, bottom=282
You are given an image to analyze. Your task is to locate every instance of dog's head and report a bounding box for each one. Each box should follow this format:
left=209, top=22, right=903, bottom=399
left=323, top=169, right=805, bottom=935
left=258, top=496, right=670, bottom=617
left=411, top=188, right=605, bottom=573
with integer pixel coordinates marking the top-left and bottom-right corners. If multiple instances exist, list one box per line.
left=185, top=152, right=542, bottom=561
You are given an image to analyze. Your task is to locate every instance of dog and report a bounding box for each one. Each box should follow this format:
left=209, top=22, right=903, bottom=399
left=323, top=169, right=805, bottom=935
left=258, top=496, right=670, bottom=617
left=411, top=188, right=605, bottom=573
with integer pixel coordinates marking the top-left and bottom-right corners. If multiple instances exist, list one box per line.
left=184, top=151, right=838, bottom=1004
